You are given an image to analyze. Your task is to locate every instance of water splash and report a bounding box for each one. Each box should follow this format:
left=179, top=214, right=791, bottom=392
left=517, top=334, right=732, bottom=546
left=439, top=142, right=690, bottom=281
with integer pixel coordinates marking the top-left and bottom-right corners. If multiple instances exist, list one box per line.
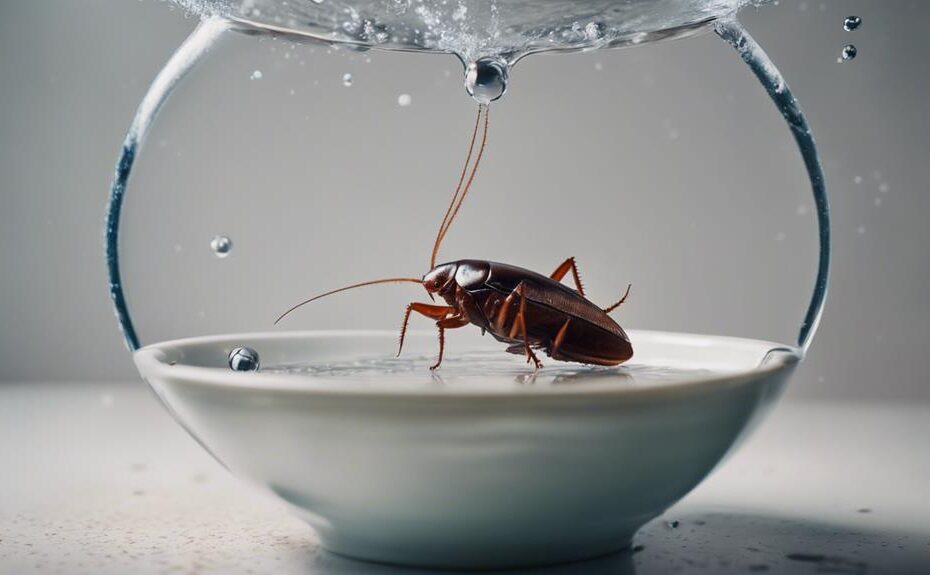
left=169, top=0, right=752, bottom=64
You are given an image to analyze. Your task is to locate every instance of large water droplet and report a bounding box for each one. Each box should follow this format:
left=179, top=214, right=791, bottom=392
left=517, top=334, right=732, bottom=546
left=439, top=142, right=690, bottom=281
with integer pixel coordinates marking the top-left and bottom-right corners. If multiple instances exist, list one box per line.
left=465, top=58, right=508, bottom=104
left=342, top=73, right=353, bottom=87
left=250, top=70, right=263, bottom=80
left=210, top=235, right=232, bottom=258
left=397, top=93, right=412, bottom=107
left=839, top=44, right=857, bottom=62
left=844, top=16, right=862, bottom=31
left=229, top=347, right=260, bottom=371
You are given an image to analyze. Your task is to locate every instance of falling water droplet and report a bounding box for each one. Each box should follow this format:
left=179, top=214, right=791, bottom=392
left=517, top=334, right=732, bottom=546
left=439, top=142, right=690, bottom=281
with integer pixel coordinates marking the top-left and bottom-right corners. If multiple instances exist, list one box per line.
left=397, top=93, right=412, bottom=107
left=229, top=347, right=260, bottom=371
left=210, top=235, right=232, bottom=258
left=250, top=69, right=263, bottom=80
left=844, top=16, right=862, bottom=31
left=342, top=73, right=353, bottom=87
left=465, top=58, right=509, bottom=104
left=839, top=44, right=857, bottom=62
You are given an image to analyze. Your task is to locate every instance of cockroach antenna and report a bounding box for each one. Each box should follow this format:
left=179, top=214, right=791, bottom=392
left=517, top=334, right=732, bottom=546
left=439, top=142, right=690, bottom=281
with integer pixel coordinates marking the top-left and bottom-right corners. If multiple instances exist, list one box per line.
left=275, top=104, right=491, bottom=325
left=431, top=104, right=490, bottom=269
left=274, top=277, right=422, bottom=325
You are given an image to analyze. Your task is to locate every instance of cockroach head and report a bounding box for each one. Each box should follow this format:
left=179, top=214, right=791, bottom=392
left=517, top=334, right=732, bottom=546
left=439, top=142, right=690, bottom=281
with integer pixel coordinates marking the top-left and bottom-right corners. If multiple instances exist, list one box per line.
left=422, top=262, right=458, bottom=295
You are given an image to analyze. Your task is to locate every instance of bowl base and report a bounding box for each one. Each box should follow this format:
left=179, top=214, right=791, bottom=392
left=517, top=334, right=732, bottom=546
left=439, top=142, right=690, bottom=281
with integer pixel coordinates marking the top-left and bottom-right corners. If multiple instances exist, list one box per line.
left=318, top=531, right=634, bottom=570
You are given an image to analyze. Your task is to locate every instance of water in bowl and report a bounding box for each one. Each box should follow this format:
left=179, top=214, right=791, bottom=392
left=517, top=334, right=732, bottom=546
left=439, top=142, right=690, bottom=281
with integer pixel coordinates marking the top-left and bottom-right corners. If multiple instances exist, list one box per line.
left=264, top=349, right=723, bottom=389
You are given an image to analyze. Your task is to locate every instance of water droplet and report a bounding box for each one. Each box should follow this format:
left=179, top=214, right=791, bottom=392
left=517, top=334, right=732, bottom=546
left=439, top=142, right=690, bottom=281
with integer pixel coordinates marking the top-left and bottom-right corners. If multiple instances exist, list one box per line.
left=311, top=0, right=323, bottom=4
left=229, top=347, right=260, bottom=372
left=796, top=204, right=809, bottom=216
left=342, top=73, right=353, bottom=87
left=666, top=520, right=680, bottom=528
left=839, top=44, right=857, bottom=62
left=853, top=175, right=863, bottom=184
left=857, top=225, right=866, bottom=235
left=210, top=235, right=232, bottom=258
left=594, top=61, right=603, bottom=71
left=844, top=16, right=862, bottom=32
left=776, top=232, right=787, bottom=242
left=99, top=394, right=114, bottom=408
left=397, top=93, right=412, bottom=107
left=874, top=197, right=882, bottom=206
left=250, top=69, right=263, bottom=80
left=878, top=182, right=889, bottom=193
left=465, top=58, right=508, bottom=104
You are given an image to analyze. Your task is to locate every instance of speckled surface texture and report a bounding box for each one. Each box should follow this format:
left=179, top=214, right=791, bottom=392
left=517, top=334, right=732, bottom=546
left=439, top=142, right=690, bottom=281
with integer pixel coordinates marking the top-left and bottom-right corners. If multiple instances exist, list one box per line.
left=2, top=382, right=928, bottom=574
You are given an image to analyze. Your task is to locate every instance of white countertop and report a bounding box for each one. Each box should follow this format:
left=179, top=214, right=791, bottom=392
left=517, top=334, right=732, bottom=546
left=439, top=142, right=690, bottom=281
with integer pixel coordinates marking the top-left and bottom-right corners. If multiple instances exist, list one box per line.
left=1, top=382, right=928, bottom=574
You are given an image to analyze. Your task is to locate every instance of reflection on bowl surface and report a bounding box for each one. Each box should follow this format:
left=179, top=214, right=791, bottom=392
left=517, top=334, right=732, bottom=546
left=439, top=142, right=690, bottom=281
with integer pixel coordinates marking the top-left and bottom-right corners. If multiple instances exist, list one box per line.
left=135, top=329, right=798, bottom=569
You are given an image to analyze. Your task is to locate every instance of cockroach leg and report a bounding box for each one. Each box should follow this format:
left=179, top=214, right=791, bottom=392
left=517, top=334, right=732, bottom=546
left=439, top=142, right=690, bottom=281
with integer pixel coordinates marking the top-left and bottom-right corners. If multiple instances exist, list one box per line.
left=432, top=325, right=445, bottom=370
left=512, top=284, right=543, bottom=370
left=397, top=302, right=455, bottom=358
left=603, top=284, right=632, bottom=314
left=550, top=257, right=586, bottom=296
left=431, top=314, right=470, bottom=369
left=550, top=318, right=572, bottom=357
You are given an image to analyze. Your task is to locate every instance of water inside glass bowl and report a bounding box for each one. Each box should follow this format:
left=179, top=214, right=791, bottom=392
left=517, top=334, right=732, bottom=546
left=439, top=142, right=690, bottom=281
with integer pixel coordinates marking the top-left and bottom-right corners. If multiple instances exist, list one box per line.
left=174, top=0, right=753, bottom=63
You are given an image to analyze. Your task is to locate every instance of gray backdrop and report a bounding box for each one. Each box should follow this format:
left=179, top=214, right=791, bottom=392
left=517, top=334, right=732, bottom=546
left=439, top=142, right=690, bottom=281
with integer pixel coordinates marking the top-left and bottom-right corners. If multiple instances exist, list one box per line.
left=1, top=0, right=927, bottom=400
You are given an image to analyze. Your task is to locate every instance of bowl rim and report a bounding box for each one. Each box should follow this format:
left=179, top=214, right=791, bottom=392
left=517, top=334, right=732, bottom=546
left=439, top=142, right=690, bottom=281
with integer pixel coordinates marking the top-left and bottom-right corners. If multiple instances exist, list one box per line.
left=134, top=329, right=800, bottom=401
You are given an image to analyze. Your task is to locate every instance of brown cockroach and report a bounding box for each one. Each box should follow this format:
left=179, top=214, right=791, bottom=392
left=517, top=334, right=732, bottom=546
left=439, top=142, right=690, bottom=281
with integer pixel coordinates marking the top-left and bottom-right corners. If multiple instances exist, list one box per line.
left=276, top=105, right=633, bottom=370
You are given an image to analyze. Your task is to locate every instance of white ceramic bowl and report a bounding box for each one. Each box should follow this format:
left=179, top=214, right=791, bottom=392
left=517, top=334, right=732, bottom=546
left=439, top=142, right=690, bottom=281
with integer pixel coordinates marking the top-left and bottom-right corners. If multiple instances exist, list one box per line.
left=134, top=329, right=798, bottom=569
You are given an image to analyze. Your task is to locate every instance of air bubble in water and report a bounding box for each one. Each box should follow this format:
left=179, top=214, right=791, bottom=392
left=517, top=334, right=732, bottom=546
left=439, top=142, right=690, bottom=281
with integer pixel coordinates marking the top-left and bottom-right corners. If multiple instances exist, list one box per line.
left=250, top=70, right=263, bottom=80
left=397, top=93, right=412, bottom=106
left=465, top=58, right=508, bottom=104
left=839, top=45, right=857, bottom=62
left=229, top=347, right=260, bottom=372
left=342, top=73, right=353, bottom=87
left=210, top=235, right=232, bottom=258
left=844, top=16, right=862, bottom=31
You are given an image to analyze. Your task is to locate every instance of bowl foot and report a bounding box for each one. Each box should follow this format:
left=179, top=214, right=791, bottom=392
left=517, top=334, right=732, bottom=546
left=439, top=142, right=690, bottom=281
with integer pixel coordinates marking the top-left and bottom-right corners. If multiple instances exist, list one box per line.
left=318, top=533, right=634, bottom=570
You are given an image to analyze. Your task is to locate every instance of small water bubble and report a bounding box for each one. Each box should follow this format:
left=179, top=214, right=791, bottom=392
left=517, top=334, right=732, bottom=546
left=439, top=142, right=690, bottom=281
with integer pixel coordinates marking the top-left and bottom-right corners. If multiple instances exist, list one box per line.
left=666, top=520, right=680, bottom=529
left=796, top=204, right=809, bottom=216
left=229, top=347, right=260, bottom=372
left=857, top=225, right=866, bottom=235
left=250, top=69, right=263, bottom=80
left=854, top=175, right=863, bottom=184
left=878, top=182, right=889, bottom=193
left=397, top=93, right=412, bottom=107
left=342, top=73, right=353, bottom=87
left=210, top=235, right=232, bottom=258
left=844, top=16, right=862, bottom=32
left=594, top=61, right=603, bottom=71
left=776, top=232, right=787, bottom=242
left=465, top=58, right=508, bottom=104
left=839, top=45, right=857, bottom=62
left=99, top=394, right=114, bottom=408
left=874, top=197, right=882, bottom=206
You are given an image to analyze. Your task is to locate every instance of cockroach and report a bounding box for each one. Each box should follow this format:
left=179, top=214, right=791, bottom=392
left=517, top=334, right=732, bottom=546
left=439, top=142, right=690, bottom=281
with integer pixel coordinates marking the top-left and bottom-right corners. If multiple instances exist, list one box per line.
left=276, top=105, right=633, bottom=370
